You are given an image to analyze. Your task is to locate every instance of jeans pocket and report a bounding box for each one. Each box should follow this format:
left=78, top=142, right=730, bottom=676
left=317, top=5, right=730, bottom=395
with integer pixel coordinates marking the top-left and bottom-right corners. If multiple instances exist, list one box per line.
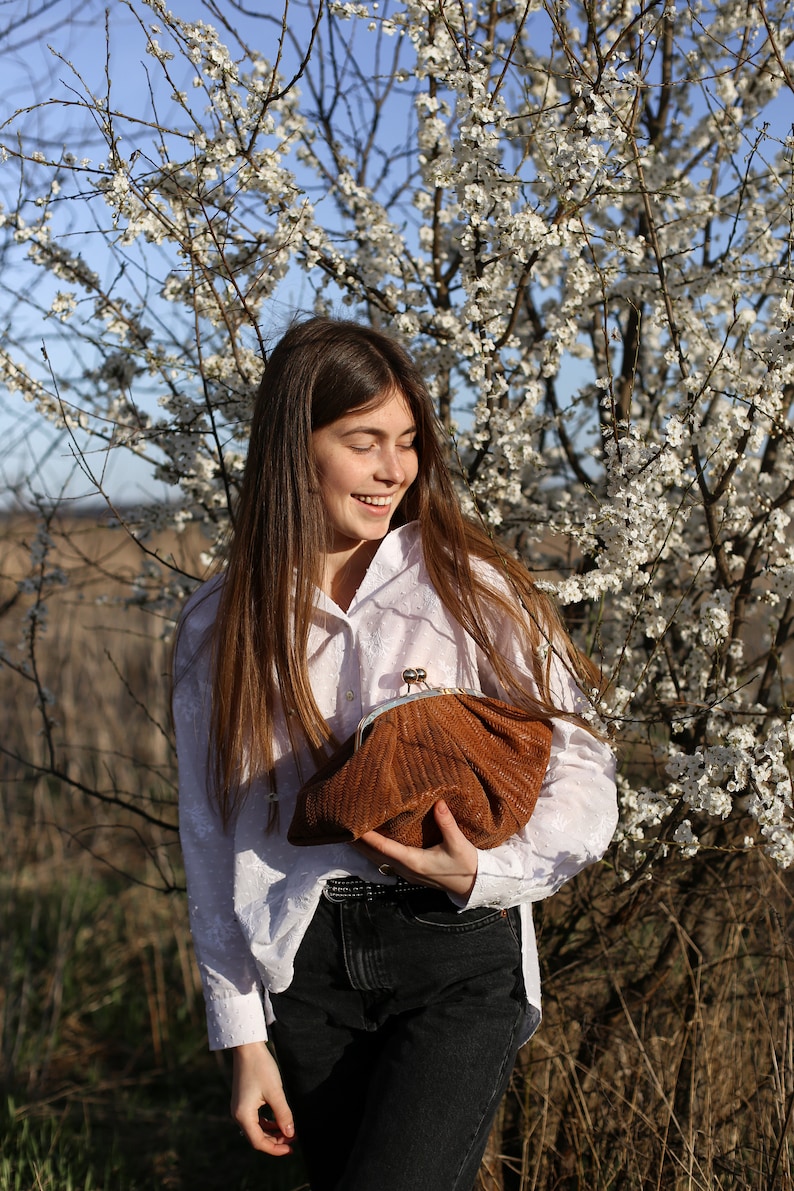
left=397, top=902, right=508, bottom=932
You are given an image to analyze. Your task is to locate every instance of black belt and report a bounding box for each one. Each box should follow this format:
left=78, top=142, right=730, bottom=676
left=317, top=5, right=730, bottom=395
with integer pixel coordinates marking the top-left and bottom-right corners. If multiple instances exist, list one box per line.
left=323, top=876, right=448, bottom=904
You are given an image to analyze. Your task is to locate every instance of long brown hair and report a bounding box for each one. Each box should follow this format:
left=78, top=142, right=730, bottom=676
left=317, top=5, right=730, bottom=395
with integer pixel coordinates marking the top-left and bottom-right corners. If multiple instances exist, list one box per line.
left=196, top=316, right=599, bottom=823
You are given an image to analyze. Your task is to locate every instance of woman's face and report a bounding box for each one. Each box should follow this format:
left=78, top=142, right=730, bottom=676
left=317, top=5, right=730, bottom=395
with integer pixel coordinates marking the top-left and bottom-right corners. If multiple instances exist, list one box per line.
left=312, top=389, right=419, bottom=553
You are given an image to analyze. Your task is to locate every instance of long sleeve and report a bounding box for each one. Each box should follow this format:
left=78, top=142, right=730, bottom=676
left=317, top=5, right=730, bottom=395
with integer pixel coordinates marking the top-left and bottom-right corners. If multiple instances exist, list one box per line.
left=463, top=629, right=618, bottom=911
left=174, top=597, right=268, bottom=1049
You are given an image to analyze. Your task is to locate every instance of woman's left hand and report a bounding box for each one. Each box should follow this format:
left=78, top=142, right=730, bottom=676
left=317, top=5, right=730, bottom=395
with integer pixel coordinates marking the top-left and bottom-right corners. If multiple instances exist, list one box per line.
left=354, top=800, right=478, bottom=900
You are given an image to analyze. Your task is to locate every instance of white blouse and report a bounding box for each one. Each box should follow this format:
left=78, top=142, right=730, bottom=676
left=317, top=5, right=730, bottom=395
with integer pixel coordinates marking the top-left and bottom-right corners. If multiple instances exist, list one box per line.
left=174, top=522, right=618, bottom=1051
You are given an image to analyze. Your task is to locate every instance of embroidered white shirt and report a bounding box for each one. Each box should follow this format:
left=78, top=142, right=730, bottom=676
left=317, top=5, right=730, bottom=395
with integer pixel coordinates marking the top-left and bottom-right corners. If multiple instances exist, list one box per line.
left=174, top=522, right=618, bottom=1050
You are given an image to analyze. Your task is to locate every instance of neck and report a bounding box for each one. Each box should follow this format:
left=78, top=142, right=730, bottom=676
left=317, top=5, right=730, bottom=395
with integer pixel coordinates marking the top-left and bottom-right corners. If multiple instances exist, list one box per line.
left=321, top=539, right=381, bottom=611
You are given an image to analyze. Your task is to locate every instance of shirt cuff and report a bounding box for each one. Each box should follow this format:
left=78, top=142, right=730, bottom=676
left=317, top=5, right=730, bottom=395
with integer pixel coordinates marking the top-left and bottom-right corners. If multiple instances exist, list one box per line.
left=446, top=849, right=523, bottom=911
left=205, top=989, right=268, bottom=1051
left=464, top=848, right=524, bottom=909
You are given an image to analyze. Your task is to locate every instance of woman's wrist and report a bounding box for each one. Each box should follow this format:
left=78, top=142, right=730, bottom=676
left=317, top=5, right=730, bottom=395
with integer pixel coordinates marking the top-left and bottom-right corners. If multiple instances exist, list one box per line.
left=232, top=1039, right=269, bottom=1060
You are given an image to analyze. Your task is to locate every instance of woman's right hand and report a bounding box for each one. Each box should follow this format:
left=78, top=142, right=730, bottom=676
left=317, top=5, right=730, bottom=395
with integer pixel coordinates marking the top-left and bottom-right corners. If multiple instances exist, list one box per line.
left=231, top=1041, right=296, bottom=1155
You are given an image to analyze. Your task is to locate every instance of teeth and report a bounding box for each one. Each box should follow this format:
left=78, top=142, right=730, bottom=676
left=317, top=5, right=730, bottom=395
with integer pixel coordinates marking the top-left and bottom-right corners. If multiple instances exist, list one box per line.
left=356, top=495, right=391, bottom=506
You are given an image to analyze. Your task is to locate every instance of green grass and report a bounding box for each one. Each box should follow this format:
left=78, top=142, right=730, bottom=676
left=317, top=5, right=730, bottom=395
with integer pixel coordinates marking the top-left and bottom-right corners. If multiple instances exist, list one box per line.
left=1, top=856, right=309, bottom=1191
left=1, top=1097, right=136, bottom=1191
left=1, top=1089, right=309, bottom=1191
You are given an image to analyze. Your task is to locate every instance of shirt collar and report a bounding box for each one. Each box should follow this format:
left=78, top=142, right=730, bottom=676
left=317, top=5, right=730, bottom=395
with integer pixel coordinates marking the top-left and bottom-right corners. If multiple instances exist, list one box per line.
left=313, top=521, right=422, bottom=620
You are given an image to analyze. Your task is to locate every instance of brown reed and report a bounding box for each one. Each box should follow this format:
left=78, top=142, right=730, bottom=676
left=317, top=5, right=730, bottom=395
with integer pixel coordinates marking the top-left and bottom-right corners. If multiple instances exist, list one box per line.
left=1, top=512, right=791, bottom=1190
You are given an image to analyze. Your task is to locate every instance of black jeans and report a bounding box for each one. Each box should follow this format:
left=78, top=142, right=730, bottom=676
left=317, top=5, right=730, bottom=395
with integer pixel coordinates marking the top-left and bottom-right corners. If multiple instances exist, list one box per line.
left=269, top=883, right=536, bottom=1191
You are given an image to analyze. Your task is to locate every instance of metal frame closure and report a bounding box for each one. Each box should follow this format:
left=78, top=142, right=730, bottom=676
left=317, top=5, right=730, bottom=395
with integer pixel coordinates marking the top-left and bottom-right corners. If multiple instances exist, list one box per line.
left=353, top=667, right=485, bottom=749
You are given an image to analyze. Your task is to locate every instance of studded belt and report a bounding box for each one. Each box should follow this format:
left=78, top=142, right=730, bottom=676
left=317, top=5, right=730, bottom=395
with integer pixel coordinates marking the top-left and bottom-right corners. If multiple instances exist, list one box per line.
left=323, top=876, right=444, bottom=903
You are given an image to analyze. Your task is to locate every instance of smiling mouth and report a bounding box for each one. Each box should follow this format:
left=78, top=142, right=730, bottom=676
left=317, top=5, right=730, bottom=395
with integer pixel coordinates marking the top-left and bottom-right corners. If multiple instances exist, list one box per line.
left=354, top=494, right=392, bottom=506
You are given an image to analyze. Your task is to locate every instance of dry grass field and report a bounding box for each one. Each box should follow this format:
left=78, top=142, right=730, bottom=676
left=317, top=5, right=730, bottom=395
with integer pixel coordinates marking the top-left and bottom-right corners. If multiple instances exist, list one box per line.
left=1, top=512, right=793, bottom=1190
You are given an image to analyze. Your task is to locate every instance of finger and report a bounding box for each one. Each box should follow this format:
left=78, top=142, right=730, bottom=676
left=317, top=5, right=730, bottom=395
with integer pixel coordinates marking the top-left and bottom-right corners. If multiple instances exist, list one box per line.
left=238, top=1113, right=294, bottom=1155
left=359, top=812, right=465, bottom=867
left=434, top=799, right=454, bottom=830
left=433, top=800, right=466, bottom=847
left=266, top=1083, right=296, bottom=1145
left=234, top=1093, right=295, bottom=1155
left=355, top=831, right=412, bottom=868
left=356, top=827, right=399, bottom=856
left=353, top=833, right=435, bottom=886
left=350, top=838, right=395, bottom=875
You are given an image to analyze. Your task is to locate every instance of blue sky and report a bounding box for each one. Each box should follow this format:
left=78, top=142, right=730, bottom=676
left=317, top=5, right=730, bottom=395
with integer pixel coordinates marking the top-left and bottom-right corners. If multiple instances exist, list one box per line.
left=0, top=0, right=318, bottom=507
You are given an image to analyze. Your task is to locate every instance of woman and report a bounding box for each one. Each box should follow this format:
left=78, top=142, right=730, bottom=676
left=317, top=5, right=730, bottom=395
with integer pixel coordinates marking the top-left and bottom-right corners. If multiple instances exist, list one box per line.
left=174, top=316, right=617, bottom=1191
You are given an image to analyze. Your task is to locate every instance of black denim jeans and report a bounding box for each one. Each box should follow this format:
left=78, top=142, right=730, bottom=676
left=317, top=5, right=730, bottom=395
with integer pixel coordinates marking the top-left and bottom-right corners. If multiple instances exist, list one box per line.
left=269, top=883, right=536, bottom=1191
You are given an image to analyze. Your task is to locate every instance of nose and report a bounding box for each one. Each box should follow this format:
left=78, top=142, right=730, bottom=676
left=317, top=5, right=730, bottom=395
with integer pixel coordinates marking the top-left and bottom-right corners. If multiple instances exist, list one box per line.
left=375, top=445, right=406, bottom=485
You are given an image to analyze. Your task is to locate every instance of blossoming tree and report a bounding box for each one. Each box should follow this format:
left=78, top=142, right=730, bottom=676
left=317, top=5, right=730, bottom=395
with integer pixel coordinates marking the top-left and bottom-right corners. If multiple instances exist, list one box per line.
left=4, top=0, right=792, bottom=870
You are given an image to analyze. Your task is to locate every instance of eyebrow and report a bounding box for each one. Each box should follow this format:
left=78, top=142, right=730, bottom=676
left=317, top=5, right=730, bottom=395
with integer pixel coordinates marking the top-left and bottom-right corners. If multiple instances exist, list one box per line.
left=338, top=423, right=416, bottom=438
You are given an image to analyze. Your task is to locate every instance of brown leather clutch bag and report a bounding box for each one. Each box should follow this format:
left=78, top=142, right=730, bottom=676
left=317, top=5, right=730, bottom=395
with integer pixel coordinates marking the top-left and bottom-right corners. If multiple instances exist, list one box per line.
left=288, top=679, right=553, bottom=850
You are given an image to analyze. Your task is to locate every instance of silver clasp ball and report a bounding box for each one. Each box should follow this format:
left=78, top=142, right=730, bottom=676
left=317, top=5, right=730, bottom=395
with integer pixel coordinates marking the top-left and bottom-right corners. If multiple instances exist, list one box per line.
left=402, top=667, right=427, bottom=689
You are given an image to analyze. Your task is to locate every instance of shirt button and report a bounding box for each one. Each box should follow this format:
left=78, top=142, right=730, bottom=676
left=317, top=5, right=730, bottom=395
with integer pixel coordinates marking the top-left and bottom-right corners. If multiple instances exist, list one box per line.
left=345, top=690, right=355, bottom=701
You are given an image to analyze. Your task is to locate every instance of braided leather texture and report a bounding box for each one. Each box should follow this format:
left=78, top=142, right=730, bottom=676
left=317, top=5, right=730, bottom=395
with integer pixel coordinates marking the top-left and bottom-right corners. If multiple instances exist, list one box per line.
left=288, top=692, right=553, bottom=850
